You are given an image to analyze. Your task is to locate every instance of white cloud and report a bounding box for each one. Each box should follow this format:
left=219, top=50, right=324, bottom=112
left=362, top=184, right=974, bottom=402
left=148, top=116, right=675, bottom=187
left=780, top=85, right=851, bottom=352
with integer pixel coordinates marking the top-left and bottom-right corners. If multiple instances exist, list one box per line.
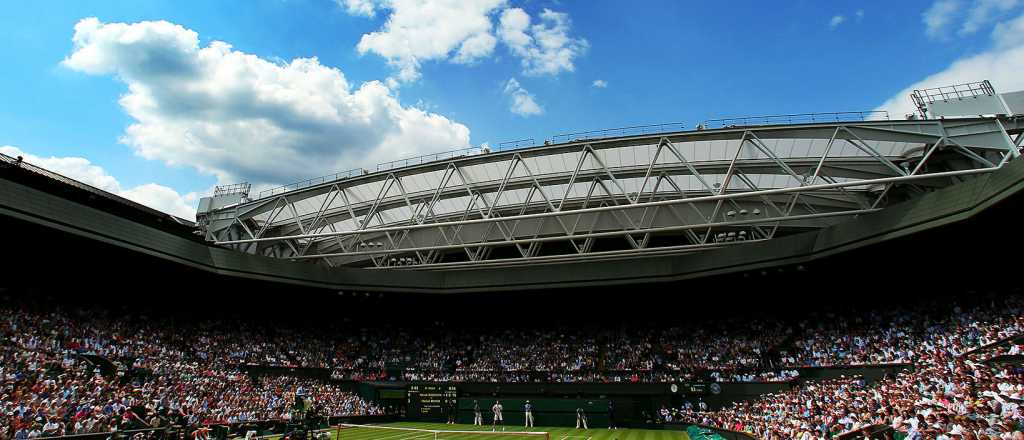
left=62, top=17, right=470, bottom=189
left=453, top=32, right=499, bottom=64
left=829, top=15, right=846, bottom=29
left=498, top=8, right=588, bottom=76
left=336, top=0, right=377, bottom=17
left=856, top=9, right=865, bottom=20
left=876, top=12, right=1024, bottom=117
left=352, top=0, right=506, bottom=83
left=592, top=79, right=607, bottom=88
left=344, top=2, right=589, bottom=81
left=503, top=78, right=542, bottom=116
left=497, top=8, right=532, bottom=50
left=961, top=0, right=1020, bottom=34
left=0, top=145, right=199, bottom=219
left=993, top=11, right=1024, bottom=46
left=924, top=0, right=962, bottom=38
left=119, top=184, right=201, bottom=219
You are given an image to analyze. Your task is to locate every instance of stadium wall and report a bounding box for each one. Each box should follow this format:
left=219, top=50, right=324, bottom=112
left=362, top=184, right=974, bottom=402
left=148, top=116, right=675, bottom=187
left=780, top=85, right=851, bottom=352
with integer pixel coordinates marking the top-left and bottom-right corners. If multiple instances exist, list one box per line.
left=382, top=365, right=907, bottom=426
left=681, top=424, right=758, bottom=440
left=453, top=397, right=611, bottom=427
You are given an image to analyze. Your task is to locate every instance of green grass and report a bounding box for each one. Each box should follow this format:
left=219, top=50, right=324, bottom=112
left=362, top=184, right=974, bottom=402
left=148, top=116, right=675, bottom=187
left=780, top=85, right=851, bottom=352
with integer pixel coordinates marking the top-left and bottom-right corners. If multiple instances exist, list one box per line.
left=333, top=422, right=690, bottom=440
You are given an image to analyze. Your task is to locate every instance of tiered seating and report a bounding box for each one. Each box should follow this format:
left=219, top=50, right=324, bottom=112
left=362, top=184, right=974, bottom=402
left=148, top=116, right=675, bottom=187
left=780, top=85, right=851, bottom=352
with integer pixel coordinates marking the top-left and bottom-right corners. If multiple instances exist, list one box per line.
left=3, top=292, right=1024, bottom=440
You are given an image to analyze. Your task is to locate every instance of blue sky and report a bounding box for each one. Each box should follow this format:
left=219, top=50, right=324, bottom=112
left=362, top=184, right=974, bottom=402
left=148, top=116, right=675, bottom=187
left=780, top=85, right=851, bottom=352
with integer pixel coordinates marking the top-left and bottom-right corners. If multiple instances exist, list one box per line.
left=1, top=0, right=1023, bottom=218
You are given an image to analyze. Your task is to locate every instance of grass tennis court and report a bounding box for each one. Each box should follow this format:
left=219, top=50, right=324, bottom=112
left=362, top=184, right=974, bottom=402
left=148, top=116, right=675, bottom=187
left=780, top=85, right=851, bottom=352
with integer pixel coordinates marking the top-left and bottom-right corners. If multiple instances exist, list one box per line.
left=332, top=422, right=691, bottom=440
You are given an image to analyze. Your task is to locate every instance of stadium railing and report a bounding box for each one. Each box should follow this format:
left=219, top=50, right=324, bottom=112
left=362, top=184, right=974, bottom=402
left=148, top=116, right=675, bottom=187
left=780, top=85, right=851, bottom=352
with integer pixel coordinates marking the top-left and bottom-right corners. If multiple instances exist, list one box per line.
left=30, top=427, right=189, bottom=440
left=962, top=333, right=1024, bottom=357
left=247, top=110, right=887, bottom=201
left=375, top=146, right=485, bottom=172
left=549, top=122, right=688, bottom=143
left=257, top=167, right=364, bottom=199
left=700, top=111, right=889, bottom=129
left=835, top=423, right=895, bottom=440
left=685, top=424, right=757, bottom=440
left=911, top=80, right=995, bottom=109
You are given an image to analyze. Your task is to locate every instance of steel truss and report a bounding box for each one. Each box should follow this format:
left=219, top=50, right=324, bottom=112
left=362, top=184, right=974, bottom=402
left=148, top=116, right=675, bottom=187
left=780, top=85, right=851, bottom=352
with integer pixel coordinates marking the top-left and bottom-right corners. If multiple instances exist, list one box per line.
left=199, top=117, right=1024, bottom=269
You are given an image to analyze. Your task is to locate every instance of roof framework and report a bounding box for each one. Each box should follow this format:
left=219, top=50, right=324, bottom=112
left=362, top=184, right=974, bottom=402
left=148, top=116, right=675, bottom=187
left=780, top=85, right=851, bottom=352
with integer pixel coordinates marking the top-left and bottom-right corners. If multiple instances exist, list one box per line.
left=199, top=117, right=1024, bottom=269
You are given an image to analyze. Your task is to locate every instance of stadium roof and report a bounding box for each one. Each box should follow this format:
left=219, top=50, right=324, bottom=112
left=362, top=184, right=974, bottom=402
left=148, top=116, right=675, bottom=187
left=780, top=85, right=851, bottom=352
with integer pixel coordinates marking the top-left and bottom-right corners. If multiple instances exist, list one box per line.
left=198, top=114, right=1024, bottom=270
left=3, top=132, right=1024, bottom=293
left=4, top=80, right=1024, bottom=293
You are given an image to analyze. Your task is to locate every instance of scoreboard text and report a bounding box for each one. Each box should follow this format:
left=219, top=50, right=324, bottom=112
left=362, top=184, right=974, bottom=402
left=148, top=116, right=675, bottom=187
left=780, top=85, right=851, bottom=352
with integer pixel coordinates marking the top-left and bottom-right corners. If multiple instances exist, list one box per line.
left=406, top=383, right=457, bottom=419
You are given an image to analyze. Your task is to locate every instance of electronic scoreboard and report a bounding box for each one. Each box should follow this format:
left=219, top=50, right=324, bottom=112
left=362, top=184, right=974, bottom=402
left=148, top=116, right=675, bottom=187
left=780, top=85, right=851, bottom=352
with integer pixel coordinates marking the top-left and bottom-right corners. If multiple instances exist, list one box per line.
left=406, top=383, right=457, bottom=419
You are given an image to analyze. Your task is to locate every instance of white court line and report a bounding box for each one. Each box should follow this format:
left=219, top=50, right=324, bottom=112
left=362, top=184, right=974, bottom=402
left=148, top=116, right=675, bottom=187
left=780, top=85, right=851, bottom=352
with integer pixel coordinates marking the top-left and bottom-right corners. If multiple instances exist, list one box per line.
left=348, top=430, right=433, bottom=440
left=388, top=432, right=434, bottom=440
left=341, top=425, right=549, bottom=440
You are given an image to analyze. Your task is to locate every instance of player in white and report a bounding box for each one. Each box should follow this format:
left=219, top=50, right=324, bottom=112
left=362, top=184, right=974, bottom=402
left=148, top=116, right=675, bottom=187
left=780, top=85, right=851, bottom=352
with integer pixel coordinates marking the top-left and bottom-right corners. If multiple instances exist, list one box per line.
left=575, top=407, right=588, bottom=429
left=524, top=400, right=534, bottom=428
left=473, top=400, right=483, bottom=426
left=492, top=400, right=504, bottom=432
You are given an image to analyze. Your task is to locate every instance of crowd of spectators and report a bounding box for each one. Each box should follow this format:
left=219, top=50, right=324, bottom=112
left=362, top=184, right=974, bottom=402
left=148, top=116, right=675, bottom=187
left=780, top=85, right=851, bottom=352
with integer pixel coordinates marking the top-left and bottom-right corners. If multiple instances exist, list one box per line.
left=681, top=296, right=1024, bottom=440
left=331, top=321, right=799, bottom=384
left=662, top=322, right=792, bottom=373
left=0, top=303, right=382, bottom=440
left=3, top=292, right=1024, bottom=440
left=323, top=321, right=798, bottom=384
left=7, top=295, right=1024, bottom=389
left=779, top=311, right=924, bottom=367
left=709, top=369, right=800, bottom=383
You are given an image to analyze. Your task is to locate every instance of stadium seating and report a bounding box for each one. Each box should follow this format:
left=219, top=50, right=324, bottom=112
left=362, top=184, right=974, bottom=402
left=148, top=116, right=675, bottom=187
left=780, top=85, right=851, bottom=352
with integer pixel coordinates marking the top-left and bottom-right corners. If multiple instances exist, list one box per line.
left=682, top=298, right=1024, bottom=440
left=1, top=292, right=1023, bottom=439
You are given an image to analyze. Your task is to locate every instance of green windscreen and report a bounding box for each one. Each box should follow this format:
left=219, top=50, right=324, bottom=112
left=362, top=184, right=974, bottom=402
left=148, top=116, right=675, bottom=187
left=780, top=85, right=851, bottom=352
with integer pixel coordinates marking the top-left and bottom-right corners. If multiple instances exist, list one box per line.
left=378, top=389, right=406, bottom=399
left=460, top=398, right=606, bottom=413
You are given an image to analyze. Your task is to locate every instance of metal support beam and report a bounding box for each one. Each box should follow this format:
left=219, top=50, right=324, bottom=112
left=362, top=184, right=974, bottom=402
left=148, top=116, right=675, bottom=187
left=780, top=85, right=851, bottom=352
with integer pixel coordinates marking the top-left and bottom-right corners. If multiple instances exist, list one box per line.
left=201, top=117, right=1021, bottom=268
